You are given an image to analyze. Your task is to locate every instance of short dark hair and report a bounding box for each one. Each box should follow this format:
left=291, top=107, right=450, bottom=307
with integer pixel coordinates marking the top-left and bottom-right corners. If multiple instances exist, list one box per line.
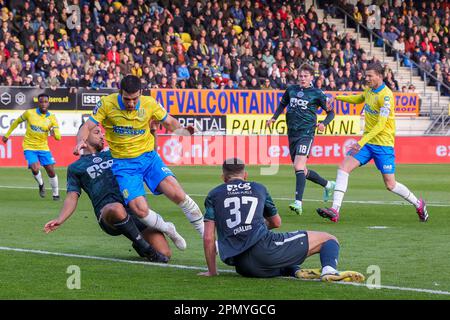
left=367, top=62, right=384, bottom=76
left=37, top=93, right=49, bottom=100
left=298, top=63, right=314, bottom=75
left=222, top=158, right=245, bottom=177
left=120, top=75, right=141, bottom=93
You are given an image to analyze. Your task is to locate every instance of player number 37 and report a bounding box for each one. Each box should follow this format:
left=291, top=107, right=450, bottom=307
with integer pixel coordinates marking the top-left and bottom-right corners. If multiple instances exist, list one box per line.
left=224, top=196, right=259, bottom=229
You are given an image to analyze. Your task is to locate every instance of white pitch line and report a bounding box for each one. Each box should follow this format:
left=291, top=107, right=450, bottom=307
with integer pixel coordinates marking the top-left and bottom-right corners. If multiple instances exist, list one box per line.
left=1, top=185, right=450, bottom=207
left=1, top=246, right=450, bottom=297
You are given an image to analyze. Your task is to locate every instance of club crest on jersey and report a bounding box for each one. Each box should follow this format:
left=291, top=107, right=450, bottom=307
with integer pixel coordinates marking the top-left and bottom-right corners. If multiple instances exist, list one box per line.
left=93, top=157, right=102, bottom=164
left=137, top=108, right=145, bottom=118
left=296, top=91, right=304, bottom=98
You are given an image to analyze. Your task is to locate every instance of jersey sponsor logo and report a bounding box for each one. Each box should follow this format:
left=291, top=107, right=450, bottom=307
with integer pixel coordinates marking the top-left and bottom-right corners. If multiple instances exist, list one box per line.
left=226, top=182, right=252, bottom=192
left=86, top=159, right=113, bottom=179
left=30, top=125, right=46, bottom=133
left=112, top=125, right=146, bottom=135
left=363, top=104, right=379, bottom=115
left=289, top=97, right=309, bottom=110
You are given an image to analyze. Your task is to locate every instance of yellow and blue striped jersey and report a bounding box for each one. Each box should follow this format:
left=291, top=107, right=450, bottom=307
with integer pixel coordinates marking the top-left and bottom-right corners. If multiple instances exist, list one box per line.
left=4, top=108, right=61, bottom=151
left=336, top=83, right=395, bottom=147
left=90, top=93, right=168, bottom=158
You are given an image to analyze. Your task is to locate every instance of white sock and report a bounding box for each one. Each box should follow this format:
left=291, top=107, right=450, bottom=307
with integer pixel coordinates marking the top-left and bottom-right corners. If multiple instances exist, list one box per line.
left=325, top=181, right=332, bottom=189
left=33, top=171, right=43, bottom=186
left=139, top=209, right=170, bottom=233
left=295, top=200, right=302, bottom=206
left=49, top=175, right=59, bottom=196
left=391, top=182, right=420, bottom=208
left=332, top=169, right=349, bottom=212
left=179, top=195, right=204, bottom=236
left=321, top=265, right=338, bottom=276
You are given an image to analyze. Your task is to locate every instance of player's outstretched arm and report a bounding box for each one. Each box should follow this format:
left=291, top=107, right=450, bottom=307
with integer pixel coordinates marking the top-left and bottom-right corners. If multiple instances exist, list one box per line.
left=74, top=120, right=96, bottom=155
left=44, top=192, right=79, bottom=233
left=3, top=113, right=26, bottom=142
left=267, top=89, right=290, bottom=127
left=335, top=93, right=365, bottom=104
left=161, top=115, right=195, bottom=135
left=198, top=220, right=218, bottom=276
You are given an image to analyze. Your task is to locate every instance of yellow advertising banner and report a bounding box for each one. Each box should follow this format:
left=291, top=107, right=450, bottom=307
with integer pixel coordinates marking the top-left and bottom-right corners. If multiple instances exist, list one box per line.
left=149, top=89, right=419, bottom=116
left=226, top=115, right=361, bottom=135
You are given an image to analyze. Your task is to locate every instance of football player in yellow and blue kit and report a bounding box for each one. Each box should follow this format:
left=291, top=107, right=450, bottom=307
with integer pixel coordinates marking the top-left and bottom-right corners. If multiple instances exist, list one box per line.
left=317, top=63, right=428, bottom=223
left=2, top=94, right=61, bottom=200
left=74, top=75, right=204, bottom=243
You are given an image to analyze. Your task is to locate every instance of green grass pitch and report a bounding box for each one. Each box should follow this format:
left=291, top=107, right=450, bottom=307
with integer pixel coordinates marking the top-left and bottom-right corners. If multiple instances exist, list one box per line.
left=0, top=164, right=449, bottom=300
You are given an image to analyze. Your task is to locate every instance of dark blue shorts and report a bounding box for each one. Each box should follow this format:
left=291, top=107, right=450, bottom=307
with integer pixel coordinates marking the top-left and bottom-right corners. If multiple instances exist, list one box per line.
left=233, top=230, right=309, bottom=278
left=288, top=136, right=314, bottom=162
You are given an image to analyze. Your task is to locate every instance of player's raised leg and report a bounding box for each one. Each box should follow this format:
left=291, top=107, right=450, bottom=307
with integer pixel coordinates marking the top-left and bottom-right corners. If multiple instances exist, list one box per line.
left=383, top=174, right=428, bottom=222
left=305, top=168, right=336, bottom=202
left=128, top=195, right=187, bottom=251
left=157, top=176, right=205, bottom=236
left=296, top=231, right=364, bottom=282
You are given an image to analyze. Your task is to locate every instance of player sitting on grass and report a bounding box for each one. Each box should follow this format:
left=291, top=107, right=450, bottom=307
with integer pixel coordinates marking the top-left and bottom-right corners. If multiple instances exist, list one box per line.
left=317, top=62, right=428, bottom=223
left=267, top=63, right=336, bottom=215
left=198, top=158, right=364, bottom=283
left=44, top=125, right=187, bottom=263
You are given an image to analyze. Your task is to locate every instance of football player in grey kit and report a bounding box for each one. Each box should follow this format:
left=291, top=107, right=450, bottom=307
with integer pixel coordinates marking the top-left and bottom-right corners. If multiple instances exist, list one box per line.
left=44, top=125, right=186, bottom=263
left=267, top=63, right=336, bottom=215
left=198, top=158, right=364, bottom=282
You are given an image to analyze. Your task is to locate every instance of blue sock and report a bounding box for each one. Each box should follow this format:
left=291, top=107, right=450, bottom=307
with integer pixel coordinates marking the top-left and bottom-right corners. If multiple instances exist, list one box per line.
left=306, top=169, right=328, bottom=188
left=295, top=170, right=306, bottom=201
left=320, top=239, right=340, bottom=270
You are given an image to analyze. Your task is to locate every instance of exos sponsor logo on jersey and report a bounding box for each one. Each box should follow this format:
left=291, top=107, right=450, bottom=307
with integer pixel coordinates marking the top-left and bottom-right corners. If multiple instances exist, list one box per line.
left=289, top=97, right=309, bottom=110
left=226, top=182, right=252, bottom=192
left=86, top=159, right=113, bottom=179
left=364, top=104, right=379, bottom=115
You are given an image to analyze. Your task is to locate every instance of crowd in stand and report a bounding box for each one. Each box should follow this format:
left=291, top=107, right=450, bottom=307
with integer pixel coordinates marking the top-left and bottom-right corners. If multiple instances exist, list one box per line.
left=0, top=0, right=447, bottom=95
left=329, top=0, right=450, bottom=96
